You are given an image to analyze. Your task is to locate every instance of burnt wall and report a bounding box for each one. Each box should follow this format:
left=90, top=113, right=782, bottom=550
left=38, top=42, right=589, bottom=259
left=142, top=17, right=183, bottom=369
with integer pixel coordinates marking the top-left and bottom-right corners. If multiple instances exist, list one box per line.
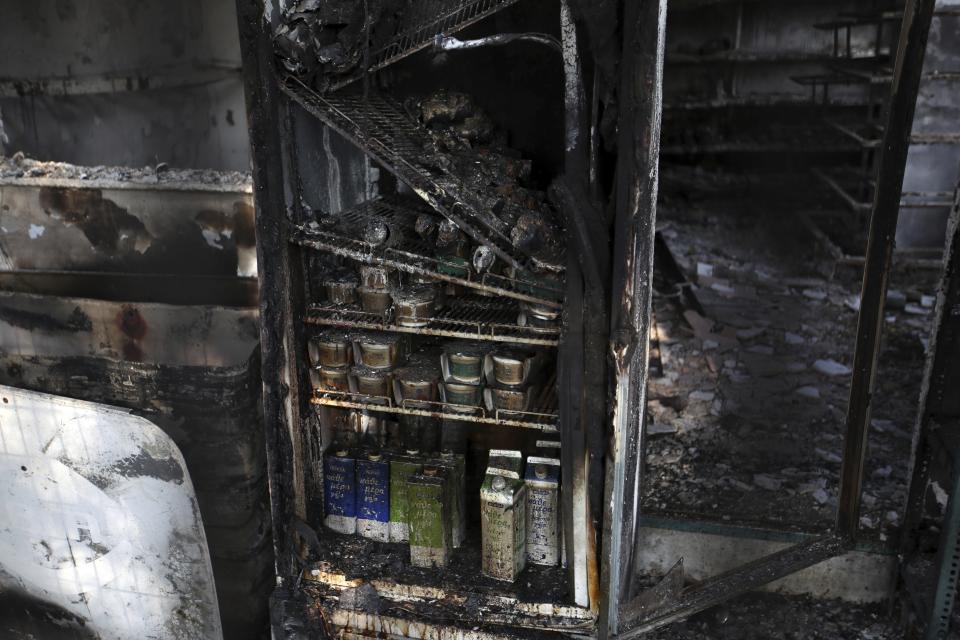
left=0, top=0, right=250, bottom=171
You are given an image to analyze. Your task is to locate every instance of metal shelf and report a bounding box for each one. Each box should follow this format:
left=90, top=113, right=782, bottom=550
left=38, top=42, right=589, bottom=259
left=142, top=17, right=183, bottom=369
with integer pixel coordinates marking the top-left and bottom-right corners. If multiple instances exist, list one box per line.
left=666, top=50, right=836, bottom=65
left=814, top=167, right=873, bottom=213
left=311, top=387, right=559, bottom=433
left=827, top=119, right=960, bottom=149
left=328, top=0, right=522, bottom=91
left=306, top=297, right=559, bottom=346
left=815, top=167, right=956, bottom=212
left=290, top=196, right=563, bottom=308
left=825, top=119, right=883, bottom=149
left=281, top=77, right=563, bottom=275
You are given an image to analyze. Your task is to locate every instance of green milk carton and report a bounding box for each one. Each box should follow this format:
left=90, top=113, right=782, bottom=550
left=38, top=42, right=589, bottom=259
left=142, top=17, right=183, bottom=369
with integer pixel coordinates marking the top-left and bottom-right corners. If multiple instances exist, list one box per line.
left=389, top=450, right=423, bottom=542
left=407, top=466, right=452, bottom=568
left=428, top=450, right=466, bottom=548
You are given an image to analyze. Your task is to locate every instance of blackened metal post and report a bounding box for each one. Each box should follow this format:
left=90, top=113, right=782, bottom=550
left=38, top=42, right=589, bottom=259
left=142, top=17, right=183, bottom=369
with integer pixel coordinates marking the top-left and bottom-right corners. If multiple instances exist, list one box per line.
left=235, top=0, right=309, bottom=576
left=927, top=459, right=960, bottom=639
left=835, top=0, right=937, bottom=539
left=558, top=0, right=601, bottom=608
left=902, top=184, right=960, bottom=638
left=599, top=0, right=668, bottom=635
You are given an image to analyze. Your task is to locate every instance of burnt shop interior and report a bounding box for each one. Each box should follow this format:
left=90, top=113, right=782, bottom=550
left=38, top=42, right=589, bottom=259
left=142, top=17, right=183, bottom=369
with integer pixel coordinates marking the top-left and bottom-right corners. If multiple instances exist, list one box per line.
left=280, top=1, right=596, bottom=615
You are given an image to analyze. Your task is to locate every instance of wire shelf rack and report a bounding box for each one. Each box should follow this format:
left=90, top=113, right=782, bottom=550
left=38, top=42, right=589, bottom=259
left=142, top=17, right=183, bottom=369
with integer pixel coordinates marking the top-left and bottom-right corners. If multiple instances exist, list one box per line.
left=324, top=0, right=522, bottom=91
left=306, top=297, right=559, bottom=346
left=281, top=76, right=561, bottom=276
left=311, top=387, right=559, bottom=432
left=290, top=196, right=564, bottom=307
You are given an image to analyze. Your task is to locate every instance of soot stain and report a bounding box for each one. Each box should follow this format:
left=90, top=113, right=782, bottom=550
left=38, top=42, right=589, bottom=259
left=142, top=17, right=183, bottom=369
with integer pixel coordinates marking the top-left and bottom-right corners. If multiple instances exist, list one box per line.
left=39, top=187, right=152, bottom=254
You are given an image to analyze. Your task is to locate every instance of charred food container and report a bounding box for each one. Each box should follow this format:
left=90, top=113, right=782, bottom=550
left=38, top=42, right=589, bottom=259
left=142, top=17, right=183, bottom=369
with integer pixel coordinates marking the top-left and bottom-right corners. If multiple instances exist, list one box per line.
left=357, top=285, right=394, bottom=316
left=394, top=361, right=441, bottom=407
left=310, top=366, right=351, bottom=393
left=442, top=341, right=486, bottom=384
left=322, top=270, right=359, bottom=306
left=309, top=330, right=354, bottom=368
left=392, top=285, right=437, bottom=327
left=355, top=332, right=406, bottom=369
left=351, top=366, right=394, bottom=401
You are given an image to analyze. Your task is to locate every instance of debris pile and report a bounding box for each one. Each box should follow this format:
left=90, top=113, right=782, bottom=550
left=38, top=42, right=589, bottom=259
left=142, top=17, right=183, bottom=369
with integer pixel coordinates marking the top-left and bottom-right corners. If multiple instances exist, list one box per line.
left=646, top=592, right=899, bottom=639
left=644, top=172, right=933, bottom=534
left=0, top=153, right=251, bottom=186
left=407, top=90, right=565, bottom=270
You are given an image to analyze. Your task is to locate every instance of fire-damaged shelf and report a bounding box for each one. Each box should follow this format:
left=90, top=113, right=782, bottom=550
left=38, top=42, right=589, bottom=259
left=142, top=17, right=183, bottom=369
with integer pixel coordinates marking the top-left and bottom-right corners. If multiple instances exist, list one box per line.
left=281, top=76, right=550, bottom=275
left=306, top=299, right=560, bottom=347
left=311, top=386, right=559, bottom=433
left=827, top=119, right=960, bottom=148
left=327, top=0, right=522, bottom=92
left=299, top=533, right=595, bottom=634
left=290, top=196, right=563, bottom=308
left=814, top=167, right=872, bottom=213
left=815, top=167, right=956, bottom=213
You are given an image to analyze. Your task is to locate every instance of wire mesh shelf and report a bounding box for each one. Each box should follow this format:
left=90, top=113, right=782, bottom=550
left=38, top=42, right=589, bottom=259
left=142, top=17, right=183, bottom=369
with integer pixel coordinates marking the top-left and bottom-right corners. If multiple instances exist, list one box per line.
left=326, top=0, right=522, bottom=91
left=290, top=196, right=564, bottom=308
left=306, top=297, right=559, bottom=346
left=281, top=76, right=561, bottom=276
left=311, top=387, right=559, bottom=433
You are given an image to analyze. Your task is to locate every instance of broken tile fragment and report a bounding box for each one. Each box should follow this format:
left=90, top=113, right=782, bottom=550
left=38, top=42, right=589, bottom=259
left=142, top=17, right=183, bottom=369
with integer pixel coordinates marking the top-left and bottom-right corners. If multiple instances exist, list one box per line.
left=813, top=359, right=851, bottom=376
left=815, top=447, right=842, bottom=463
left=812, top=488, right=830, bottom=505
left=885, top=289, right=906, bottom=309
left=795, top=386, right=820, bottom=399
left=647, top=422, right=678, bottom=436
left=798, top=478, right=827, bottom=494
left=710, top=281, right=736, bottom=296
left=683, top=310, right=738, bottom=348
left=746, top=344, right=774, bottom=355
left=753, top=474, right=782, bottom=491
left=870, top=419, right=894, bottom=432
left=802, top=288, right=827, bottom=301
left=736, top=327, right=765, bottom=340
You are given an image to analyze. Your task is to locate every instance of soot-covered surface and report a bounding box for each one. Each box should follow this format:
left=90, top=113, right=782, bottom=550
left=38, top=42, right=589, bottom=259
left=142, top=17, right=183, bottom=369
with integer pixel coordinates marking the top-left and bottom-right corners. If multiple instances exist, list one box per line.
left=645, top=591, right=899, bottom=639
left=643, top=167, right=936, bottom=535
left=307, top=528, right=571, bottom=605
left=0, top=154, right=251, bottom=188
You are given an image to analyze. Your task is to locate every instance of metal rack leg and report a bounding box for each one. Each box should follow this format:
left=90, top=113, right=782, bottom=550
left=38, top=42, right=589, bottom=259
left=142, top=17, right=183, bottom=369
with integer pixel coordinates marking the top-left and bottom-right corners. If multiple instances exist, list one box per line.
left=926, top=459, right=960, bottom=639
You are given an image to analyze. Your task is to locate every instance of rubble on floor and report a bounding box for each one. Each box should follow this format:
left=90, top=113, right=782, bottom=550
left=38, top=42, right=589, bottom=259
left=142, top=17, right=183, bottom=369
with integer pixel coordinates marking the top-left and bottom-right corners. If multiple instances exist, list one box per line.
left=0, top=153, right=252, bottom=186
left=644, top=168, right=938, bottom=536
left=645, top=592, right=899, bottom=640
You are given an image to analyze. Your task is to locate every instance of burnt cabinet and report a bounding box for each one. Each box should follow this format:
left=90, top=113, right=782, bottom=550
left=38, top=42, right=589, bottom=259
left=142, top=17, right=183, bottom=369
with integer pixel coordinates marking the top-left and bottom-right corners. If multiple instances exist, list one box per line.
left=236, top=0, right=664, bottom=637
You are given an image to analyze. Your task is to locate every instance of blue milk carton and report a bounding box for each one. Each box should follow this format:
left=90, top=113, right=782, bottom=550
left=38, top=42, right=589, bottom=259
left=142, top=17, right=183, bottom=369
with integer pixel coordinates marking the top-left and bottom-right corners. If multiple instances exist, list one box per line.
left=356, top=451, right=390, bottom=541
left=324, top=448, right=357, bottom=534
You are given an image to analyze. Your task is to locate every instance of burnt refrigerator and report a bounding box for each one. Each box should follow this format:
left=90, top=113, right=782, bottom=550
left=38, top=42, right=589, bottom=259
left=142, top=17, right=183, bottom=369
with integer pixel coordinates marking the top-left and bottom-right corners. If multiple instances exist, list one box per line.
left=236, top=0, right=664, bottom=637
